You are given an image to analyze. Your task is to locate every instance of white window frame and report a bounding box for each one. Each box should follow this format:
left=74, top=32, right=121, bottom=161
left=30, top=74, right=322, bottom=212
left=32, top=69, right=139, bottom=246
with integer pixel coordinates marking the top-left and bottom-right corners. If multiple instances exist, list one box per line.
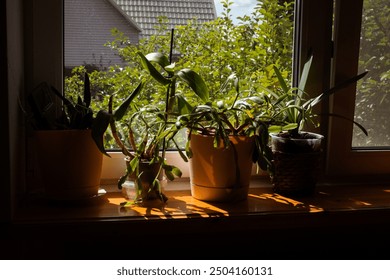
left=25, top=0, right=390, bottom=189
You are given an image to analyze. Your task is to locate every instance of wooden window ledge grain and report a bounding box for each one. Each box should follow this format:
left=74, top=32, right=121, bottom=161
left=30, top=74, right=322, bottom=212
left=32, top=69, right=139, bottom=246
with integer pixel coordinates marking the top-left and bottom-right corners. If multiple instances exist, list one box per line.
left=7, top=179, right=390, bottom=259
left=14, top=178, right=390, bottom=225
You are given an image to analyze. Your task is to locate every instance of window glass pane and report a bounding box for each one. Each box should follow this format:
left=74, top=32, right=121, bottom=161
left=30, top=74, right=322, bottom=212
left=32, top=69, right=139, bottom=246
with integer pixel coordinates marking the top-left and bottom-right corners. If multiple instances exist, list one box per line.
left=64, top=0, right=294, bottom=150
left=352, top=0, right=390, bottom=148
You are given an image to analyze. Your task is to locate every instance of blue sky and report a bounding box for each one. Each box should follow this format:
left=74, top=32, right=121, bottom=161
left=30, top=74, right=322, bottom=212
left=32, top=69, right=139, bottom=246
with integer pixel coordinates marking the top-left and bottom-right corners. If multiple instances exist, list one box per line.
left=213, top=0, right=258, bottom=20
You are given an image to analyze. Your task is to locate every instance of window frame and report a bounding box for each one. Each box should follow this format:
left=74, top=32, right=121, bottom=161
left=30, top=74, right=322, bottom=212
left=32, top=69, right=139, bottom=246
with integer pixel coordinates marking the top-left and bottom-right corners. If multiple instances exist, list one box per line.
left=326, top=0, right=390, bottom=183
left=24, top=0, right=390, bottom=189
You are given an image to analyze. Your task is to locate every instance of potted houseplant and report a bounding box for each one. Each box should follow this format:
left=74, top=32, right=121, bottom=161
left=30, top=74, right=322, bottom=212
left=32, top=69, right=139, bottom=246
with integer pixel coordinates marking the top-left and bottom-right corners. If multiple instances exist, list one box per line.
left=92, top=49, right=273, bottom=203
left=267, top=55, right=368, bottom=196
left=91, top=51, right=185, bottom=205
left=170, top=72, right=274, bottom=202
left=93, top=85, right=180, bottom=204
left=26, top=73, right=105, bottom=200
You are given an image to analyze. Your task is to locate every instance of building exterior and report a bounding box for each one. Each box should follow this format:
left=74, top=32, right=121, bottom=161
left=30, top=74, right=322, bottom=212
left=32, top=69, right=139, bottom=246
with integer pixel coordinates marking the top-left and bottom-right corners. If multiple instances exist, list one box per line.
left=64, top=0, right=217, bottom=70
left=114, top=0, right=217, bottom=39
left=64, top=0, right=141, bottom=69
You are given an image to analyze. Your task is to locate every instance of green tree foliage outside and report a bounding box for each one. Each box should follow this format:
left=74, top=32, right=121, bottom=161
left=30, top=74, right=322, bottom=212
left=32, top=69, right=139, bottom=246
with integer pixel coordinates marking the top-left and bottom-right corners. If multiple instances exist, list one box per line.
left=353, top=0, right=390, bottom=147
left=64, top=0, right=295, bottom=150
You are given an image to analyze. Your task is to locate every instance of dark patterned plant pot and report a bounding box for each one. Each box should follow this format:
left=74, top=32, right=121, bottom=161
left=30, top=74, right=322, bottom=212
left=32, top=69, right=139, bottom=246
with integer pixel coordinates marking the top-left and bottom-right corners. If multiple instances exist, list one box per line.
left=270, top=131, right=324, bottom=196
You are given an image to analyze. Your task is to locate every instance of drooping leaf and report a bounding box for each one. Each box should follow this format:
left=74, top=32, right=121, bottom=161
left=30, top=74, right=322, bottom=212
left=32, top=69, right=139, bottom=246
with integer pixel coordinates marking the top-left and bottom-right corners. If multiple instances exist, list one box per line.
left=177, top=68, right=209, bottom=102
left=163, top=164, right=182, bottom=181
left=309, top=71, right=369, bottom=108
left=145, top=52, right=170, bottom=68
left=327, top=113, right=368, bottom=136
left=138, top=52, right=171, bottom=85
left=171, top=138, right=188, bottom=162
left=176, top=95, right=193, bottom=115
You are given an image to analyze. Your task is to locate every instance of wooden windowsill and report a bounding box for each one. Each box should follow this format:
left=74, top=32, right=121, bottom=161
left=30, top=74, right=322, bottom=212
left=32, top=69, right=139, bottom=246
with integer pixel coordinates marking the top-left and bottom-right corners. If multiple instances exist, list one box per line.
left=14, top=178, right=390, bottom=223
left=7, top=179, right=390, bottom=259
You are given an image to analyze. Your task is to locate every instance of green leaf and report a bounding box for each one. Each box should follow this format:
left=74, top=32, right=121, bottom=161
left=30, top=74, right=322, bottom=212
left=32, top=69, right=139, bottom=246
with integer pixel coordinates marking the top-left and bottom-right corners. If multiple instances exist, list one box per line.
left=162, top=164, right=183, bottom=181
left=268, top=123, right=298, bottom=133
left=327, top=113, right=368, bottom=136
left=50, top=85, right=77, bottom=118
left=83, top=72, right=91, bottom=108
left=164, top=63, right=176, bottom=73
left=145, top=52, right=170, bottom=68
left=91, top=110, right=113, bottom=157
left=138, top=52, right=171, bottom=85
left=176, top=95, right=193, bottom=115
left=282, top=123, right=299, bottom=131
left=273, top=65, right=289, bottom=94
left=164, top=170, right=174, bottom=181
left=170, top=138, right=188, bottom=162
left=177, top=68, right=209, bottom=102
left=185, top=139, right=193, bottom=158
left=297, top=55, right=313, bottom=96
left=310, top=71, right=369, bottom=108
left=113, top=81, right=144, bottom=121
left=129, top=157, right=139, bottom=174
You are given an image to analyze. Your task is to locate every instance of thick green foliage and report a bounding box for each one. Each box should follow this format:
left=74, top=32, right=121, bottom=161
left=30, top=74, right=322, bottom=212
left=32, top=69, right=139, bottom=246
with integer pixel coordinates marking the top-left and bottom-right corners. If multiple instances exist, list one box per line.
left=64, top=0, right=294, bottom=150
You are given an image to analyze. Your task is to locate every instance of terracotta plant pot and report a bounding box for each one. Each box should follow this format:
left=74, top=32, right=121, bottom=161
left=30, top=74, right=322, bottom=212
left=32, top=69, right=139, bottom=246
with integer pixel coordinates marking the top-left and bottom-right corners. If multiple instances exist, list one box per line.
left=189, top=133, right=255, bottom=202
left=270, top=131, right=324, bottom=196
left=33, top=129, right=103, bottom=200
